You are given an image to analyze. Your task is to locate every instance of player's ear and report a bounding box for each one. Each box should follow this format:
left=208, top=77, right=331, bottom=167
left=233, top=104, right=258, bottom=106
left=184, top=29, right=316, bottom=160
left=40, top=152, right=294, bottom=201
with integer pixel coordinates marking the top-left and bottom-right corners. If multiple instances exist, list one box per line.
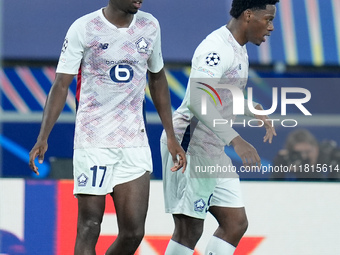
left=243, top=9, right=252, bottom=23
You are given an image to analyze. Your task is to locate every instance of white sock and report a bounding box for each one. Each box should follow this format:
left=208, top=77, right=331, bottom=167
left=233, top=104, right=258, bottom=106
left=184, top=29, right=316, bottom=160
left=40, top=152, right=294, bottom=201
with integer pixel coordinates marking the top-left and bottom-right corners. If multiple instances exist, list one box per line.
left=165, top=239, right=194, bottom=255
left=205, top=236, right=236, bottom=255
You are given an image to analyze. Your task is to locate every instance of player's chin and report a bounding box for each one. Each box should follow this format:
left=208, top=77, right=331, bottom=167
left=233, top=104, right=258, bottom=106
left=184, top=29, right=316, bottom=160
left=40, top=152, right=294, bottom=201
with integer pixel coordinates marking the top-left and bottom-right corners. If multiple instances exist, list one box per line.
left=255, top=40, right=266, bottom=46
left=252, top=37, right=266, bottom=46
left=250, top=39, right=262, bottom=46
left=128, top=8, right=139, bottom=14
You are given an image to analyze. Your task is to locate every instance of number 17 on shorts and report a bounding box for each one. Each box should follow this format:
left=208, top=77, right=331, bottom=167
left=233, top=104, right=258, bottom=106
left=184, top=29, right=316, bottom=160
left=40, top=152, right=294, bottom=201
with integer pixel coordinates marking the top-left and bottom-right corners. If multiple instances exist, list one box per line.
left=74, top=164, right=113, bottom=195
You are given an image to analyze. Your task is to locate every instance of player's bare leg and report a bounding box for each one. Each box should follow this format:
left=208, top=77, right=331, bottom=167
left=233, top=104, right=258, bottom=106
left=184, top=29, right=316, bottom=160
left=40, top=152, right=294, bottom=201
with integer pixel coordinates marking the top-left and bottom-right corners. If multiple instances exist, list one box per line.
left=105, top=172, right=150, bottom=255
left=207, top=206, right=248, bottom=251
left=74, top=194, right=106, bottom=255
left=164, top=214, right=204, bottom=254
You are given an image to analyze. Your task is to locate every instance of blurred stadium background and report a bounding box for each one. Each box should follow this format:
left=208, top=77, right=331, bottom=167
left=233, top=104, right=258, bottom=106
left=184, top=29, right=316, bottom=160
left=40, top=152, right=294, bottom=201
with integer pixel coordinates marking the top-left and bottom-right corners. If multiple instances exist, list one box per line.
left=1, top=0, right=340, bottom=254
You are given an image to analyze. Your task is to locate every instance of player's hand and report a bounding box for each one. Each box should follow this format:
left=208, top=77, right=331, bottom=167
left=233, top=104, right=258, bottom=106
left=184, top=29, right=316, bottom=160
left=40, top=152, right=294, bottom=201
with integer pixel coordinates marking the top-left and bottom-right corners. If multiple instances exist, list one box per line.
left=231, top=136, right=261, bottom=167
left=28, top=140, right=48, bottom=176
left=254, top=105, right=277, bottom=144
left=167, top=137, right=187, bottom=173
left=255, top=114, right=277, bottom=143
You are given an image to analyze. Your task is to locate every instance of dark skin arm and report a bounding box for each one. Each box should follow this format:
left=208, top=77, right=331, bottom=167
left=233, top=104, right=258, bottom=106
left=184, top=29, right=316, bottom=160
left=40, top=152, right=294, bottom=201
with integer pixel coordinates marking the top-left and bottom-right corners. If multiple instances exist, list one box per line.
left=148, top=68, right=187, bottom=172
left=231, top=104, right=277, bottom=167
left=29, top=73, right=74, bottom=175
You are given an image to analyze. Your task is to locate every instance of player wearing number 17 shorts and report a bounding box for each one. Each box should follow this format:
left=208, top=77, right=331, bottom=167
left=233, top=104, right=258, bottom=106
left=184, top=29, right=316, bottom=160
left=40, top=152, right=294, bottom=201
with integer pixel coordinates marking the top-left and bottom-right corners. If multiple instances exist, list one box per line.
left=28, top=1, right=186, bottom=254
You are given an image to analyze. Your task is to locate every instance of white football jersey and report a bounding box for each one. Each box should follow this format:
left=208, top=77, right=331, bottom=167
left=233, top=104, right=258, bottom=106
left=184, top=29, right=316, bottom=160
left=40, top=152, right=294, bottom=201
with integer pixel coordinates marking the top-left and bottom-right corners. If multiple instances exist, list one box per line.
left=162, top=26, right=251, bottom=158
left=56, top=9, right=164, bottom=149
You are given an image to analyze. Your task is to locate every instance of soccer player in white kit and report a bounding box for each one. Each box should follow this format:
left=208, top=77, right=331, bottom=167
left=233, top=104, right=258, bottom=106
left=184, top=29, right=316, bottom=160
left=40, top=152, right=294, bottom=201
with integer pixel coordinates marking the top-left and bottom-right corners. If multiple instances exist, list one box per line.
left=28, top=0, right=186, bottom=254
left=161, top=0, right=279, bottom=254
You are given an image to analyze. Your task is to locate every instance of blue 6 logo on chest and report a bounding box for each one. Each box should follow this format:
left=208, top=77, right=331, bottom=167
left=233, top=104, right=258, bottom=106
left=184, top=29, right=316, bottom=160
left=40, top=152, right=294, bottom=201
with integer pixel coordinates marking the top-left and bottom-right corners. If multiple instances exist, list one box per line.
left=110, top=64, right=134, bottom=83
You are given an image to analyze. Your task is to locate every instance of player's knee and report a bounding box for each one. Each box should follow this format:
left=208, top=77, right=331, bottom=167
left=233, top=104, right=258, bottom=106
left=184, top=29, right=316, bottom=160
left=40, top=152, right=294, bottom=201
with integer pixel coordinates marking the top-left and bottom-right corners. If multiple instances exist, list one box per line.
left=173, top=223, right=203, bottom=247
left=190, top=224, right=204, bottom=242
left=238, top=216, right=248, bottom=236
left=119, top=228, right=145, bottom=249
left=230, top=214, right=248, bottom=240
left=219, top=214, right=248, bottom=242
left=77, top=218, right=101, bottom=238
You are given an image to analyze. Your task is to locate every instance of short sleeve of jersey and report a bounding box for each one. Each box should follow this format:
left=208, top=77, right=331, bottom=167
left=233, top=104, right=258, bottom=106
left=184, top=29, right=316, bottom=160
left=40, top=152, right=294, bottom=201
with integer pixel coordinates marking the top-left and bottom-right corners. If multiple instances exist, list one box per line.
left=147, top=19, right=164, bottom=73
left=56, top=19, right=84, bottom=75
left=190, top=38, right=234, bottom=79
left=187, top=30, right=240, bottom=146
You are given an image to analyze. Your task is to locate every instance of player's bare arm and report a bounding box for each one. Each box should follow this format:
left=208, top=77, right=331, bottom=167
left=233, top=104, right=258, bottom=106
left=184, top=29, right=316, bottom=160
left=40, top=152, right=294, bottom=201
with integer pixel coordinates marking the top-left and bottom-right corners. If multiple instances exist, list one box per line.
left=29, top=73, right=74, bottom=175
left=148, top=68, right=187, bottom=172
left=253, top=104, right=277, bottom=143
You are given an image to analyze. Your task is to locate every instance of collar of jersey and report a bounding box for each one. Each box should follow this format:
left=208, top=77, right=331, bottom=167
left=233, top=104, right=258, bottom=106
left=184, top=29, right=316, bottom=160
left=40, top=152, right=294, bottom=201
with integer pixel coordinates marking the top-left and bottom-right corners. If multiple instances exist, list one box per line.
left=99, top=8, right=137, bottom=31
left=223, top=26, right=245, bottom=50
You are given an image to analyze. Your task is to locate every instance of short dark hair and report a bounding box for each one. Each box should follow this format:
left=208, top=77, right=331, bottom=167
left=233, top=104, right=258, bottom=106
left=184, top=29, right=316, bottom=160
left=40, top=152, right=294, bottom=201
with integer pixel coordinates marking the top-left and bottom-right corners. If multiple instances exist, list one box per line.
left=230, top=0, right=280, bottom=19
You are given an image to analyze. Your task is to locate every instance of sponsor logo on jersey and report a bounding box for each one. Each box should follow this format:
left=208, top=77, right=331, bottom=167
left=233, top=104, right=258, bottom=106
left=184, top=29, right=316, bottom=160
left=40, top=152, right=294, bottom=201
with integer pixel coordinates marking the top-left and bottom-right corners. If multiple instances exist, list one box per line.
left=110, top=64, right=134, bottom=83
left=206, top=52, right=220, bottom=66
left=77, top=173, right=88, bottom=186
left=136, top=37, right=149, bottom=53
left=106, top=59, right=139, bottom=65
left=194, top=198, right=206, bottom=212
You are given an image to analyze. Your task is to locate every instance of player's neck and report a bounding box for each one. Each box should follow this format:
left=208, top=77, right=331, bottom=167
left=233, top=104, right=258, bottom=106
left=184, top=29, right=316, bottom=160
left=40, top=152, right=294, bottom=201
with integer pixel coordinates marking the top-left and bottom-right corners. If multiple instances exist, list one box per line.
left=103, top=5, right=134, bottom=28
left=226, top=19, right=247, bottom=46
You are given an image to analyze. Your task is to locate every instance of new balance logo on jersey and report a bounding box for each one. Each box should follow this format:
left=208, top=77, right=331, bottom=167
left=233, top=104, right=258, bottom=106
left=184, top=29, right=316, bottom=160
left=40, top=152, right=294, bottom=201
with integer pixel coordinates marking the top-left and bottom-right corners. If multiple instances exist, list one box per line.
left=98, top=43, right=109, bottom=50
left=136, top=37, right=149, bottom=53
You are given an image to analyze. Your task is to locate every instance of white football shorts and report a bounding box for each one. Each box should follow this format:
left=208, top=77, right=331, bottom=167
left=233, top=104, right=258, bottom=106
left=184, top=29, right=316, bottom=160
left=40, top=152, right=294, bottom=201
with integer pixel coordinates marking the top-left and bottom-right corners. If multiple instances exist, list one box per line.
left=161, top=142, right=244, bottom=219
left=73, top=147, right=152, bottom=195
